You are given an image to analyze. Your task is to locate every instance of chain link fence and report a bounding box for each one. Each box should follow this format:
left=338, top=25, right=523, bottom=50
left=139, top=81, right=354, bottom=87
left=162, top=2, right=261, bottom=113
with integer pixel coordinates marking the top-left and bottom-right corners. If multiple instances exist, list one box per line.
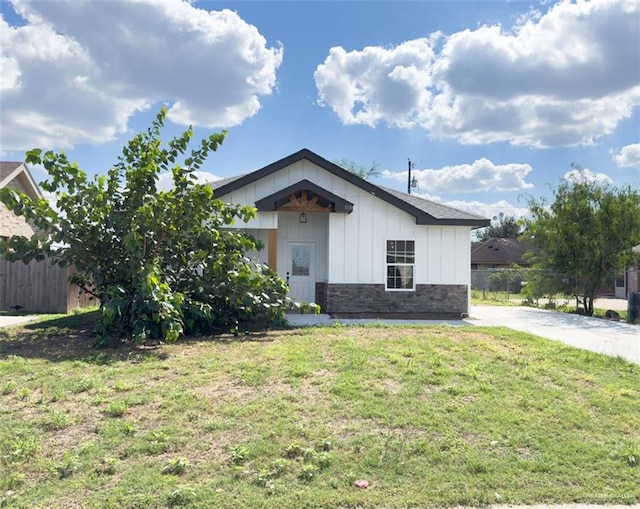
left=471, top=268, right=640, bottom=300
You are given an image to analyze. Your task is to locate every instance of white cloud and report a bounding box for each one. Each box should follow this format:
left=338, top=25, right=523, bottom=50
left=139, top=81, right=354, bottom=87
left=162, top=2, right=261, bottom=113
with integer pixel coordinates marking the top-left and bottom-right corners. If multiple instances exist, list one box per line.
left=563, top=168, right=613, bottom=184
left=411, top=195, right=529, bottom=223
left=0, top=0, right=283, bottom=152
left=315, top=0, right=640, bottom=148
left=156, top=171, right=221, bottom=191
left=382, top=158, right=534, bottom=193
left=315, top=39, right=435, bottom=128
left=445, top=199, right=529, bottom=221
left=613, top=143, right=640, bottom=169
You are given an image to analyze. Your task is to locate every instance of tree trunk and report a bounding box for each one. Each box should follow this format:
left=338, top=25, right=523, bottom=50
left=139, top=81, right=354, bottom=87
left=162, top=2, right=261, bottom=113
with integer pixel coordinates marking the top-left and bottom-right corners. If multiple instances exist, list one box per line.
left=586, top=296, right=594, bottom=316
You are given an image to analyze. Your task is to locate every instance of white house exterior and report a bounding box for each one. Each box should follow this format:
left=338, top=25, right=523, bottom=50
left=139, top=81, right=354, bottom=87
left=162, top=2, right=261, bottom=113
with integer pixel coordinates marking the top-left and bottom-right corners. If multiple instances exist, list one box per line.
left=212, top=149, right=489, bottom=319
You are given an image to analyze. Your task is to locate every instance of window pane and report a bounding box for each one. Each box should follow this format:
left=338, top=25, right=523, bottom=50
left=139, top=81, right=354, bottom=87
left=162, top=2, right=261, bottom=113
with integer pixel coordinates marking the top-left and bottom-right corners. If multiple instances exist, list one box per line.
left=386, top=240, right=415, bottom=290
left=386, top=264, right=413, bottom=289
left=291, top=246, right=310, bottom=276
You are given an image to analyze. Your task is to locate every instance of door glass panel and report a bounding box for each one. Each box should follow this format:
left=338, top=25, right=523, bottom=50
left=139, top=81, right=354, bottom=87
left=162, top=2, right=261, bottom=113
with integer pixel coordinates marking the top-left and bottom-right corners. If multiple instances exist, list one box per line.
left=291, top=245, right=310, bottom=276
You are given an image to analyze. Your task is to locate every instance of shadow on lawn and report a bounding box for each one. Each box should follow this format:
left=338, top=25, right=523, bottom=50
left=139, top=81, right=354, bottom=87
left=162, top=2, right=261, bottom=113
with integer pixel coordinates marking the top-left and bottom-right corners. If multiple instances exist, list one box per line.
left=0, top=311, right=283, bottom=363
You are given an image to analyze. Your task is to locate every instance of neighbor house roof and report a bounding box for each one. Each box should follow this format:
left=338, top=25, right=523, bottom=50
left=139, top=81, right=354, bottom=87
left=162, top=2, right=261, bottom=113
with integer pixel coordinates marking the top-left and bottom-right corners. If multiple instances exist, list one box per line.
left=471, top=237, right=533, bottom=266
left=210, top=149, right=490, bottom=228
left=0, top=161, right=42, bottom=199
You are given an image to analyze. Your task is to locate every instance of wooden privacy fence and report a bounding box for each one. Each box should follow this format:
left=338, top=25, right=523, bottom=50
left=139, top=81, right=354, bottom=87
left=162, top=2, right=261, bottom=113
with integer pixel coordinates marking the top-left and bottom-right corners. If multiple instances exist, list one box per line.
left=0, top=258, right=94, bottom=314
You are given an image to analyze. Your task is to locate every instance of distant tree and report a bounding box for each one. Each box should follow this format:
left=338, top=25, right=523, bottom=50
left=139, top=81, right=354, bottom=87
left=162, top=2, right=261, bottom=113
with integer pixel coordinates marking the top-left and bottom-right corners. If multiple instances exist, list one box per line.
left=523, top=168, right=640, bottom=316
left=476, top=212, right=521, bottom=241
left=334, top=159, right=381, bottom=181
left=0, top=108, right=289, bottom=345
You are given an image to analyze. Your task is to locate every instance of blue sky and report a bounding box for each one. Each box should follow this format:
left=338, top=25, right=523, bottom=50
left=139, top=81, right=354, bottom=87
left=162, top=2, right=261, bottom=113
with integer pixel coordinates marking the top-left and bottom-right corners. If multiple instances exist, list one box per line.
left=1, top=0, right=639, bottom=220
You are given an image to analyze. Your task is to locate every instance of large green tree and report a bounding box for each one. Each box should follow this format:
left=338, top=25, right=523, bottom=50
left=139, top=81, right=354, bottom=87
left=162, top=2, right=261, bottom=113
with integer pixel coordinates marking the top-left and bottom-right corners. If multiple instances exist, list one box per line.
left=0, top=108, right=288, bottom=344
left=523, top=168, right=640, bottom=316
left=476, top=212, right=521, bottom=241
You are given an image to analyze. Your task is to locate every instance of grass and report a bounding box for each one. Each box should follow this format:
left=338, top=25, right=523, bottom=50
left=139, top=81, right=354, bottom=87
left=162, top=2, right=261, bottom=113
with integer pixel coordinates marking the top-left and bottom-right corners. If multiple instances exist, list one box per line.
left=471, top=289, right=524, bottom=306
left=1, top=311, right=639, bottom=508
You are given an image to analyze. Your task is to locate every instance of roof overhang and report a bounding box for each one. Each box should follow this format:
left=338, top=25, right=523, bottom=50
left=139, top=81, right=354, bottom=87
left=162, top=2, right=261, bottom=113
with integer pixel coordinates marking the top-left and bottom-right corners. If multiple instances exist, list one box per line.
left=255, top=179, right=354, bottom=214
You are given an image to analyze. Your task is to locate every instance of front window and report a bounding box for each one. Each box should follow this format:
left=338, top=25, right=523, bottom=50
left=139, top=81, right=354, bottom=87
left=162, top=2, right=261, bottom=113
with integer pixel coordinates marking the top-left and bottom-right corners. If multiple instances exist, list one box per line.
left=386, top=240, right=415, bottom=290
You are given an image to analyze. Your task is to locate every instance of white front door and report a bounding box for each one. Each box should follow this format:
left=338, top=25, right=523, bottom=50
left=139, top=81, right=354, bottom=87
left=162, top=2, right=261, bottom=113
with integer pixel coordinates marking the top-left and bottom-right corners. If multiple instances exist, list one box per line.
left=285, top=242, right=315, bottom=304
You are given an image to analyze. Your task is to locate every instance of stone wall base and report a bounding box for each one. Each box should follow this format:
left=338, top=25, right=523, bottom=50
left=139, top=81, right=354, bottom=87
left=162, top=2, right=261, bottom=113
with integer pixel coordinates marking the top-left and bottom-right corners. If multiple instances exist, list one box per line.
left=317, top=283, right=468, bottom=319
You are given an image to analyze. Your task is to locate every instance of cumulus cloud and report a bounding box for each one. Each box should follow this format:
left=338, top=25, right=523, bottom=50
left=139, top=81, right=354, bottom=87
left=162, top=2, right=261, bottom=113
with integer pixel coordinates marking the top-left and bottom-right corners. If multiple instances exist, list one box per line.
left=315, top=39, right=435, bottom=128
left=613, top=143, right=640, bottom=169
left=563, top=168, right=613, bottom=184
left=0, top=0, right=283, bottom=152
left=440, top=199, right=529, bottom=222
left=156, top=171, right=221, bottom=191
left=382, top=158, right=534, bottom=194
left=315, top=0, right=640, bottom=148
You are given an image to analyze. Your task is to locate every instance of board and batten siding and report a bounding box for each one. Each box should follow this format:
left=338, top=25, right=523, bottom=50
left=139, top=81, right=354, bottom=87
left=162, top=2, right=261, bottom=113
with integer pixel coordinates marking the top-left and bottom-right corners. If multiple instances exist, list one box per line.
left=217, top=159, right=472, bottom=287
left=328, top=199, right=471, bottom=286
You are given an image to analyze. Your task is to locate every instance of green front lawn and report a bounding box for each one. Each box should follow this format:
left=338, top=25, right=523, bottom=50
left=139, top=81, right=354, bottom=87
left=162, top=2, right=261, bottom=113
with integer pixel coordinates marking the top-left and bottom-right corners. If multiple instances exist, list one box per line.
left=1, top=312, right=638, bottom=508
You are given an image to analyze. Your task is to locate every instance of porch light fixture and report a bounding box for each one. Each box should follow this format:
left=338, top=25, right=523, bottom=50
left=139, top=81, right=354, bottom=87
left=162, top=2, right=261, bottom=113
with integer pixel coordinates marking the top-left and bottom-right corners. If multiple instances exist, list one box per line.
left=299, top=212, right=308, bottom=223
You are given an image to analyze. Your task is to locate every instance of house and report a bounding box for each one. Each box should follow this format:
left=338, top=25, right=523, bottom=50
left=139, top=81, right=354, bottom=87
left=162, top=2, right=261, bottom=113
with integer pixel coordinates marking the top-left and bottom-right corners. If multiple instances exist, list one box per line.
left=210, top=149, right=489, bottom=319
left=470, top=237, right=533, bottom=270
left=0, top=161, right=43, bottom=241
left=616, top=244, right=640, bottom=299
left=1, top=162, right=93, bottom=313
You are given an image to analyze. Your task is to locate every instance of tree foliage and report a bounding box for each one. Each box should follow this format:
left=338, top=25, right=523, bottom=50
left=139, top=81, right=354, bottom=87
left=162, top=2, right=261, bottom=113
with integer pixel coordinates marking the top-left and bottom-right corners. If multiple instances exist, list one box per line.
left=334, top=159, right=381, bottom=181
left=0, top=108, right=289, bottom=344
left=523, top=168, right=640, bottom=316
left=476, top=212, right=521, bottom=241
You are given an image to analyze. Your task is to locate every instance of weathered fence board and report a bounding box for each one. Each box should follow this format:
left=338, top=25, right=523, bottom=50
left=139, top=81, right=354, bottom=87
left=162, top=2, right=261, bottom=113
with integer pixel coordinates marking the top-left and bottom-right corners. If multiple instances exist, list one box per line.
left=0, top=258, right=94, bottom=313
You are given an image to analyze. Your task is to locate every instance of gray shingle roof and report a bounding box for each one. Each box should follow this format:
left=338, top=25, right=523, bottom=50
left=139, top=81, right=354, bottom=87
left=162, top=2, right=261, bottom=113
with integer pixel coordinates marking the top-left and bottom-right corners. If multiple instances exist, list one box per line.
left=381, top=186, right=488, bottom=222
left=471, top=238, right=533, bottom=265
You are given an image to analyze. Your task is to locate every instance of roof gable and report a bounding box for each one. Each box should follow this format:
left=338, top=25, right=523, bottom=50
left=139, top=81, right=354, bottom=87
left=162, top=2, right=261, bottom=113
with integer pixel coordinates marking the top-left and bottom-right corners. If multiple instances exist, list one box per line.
left=212, top=149, right=489, bottom=228
left=255, top=179, right=354, bottom=213
left=0, top=161, right=43, bottom=200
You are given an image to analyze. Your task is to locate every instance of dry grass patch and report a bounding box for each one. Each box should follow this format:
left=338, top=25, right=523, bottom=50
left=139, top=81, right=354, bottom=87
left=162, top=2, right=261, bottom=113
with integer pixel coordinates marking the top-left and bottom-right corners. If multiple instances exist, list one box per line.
left=1, top=314, right=639, bottom=508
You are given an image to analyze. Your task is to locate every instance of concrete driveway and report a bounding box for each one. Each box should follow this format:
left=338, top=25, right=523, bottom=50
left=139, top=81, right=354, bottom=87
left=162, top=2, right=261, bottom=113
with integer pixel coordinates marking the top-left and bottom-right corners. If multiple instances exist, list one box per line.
left=469, top=305, right=639, bottom=365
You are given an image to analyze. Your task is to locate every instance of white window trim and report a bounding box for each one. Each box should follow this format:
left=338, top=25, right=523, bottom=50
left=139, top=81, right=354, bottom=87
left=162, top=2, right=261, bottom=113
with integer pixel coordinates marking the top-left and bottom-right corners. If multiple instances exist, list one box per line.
left=385, top=239, right=416, bottom=291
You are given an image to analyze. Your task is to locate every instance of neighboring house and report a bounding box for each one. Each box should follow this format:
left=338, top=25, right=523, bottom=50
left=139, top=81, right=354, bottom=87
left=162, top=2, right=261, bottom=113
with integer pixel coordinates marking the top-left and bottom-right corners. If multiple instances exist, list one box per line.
left=616, top=244, right=640, bottom=299
left=210, top=149, right=489, bottom=319
left=470, top=237, right=532, bottom=270
left=0, top=162, right=92, bottom=313
left=470, top=237, right=533, bottom=293
left=0, top=161, right=43, bottom=241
